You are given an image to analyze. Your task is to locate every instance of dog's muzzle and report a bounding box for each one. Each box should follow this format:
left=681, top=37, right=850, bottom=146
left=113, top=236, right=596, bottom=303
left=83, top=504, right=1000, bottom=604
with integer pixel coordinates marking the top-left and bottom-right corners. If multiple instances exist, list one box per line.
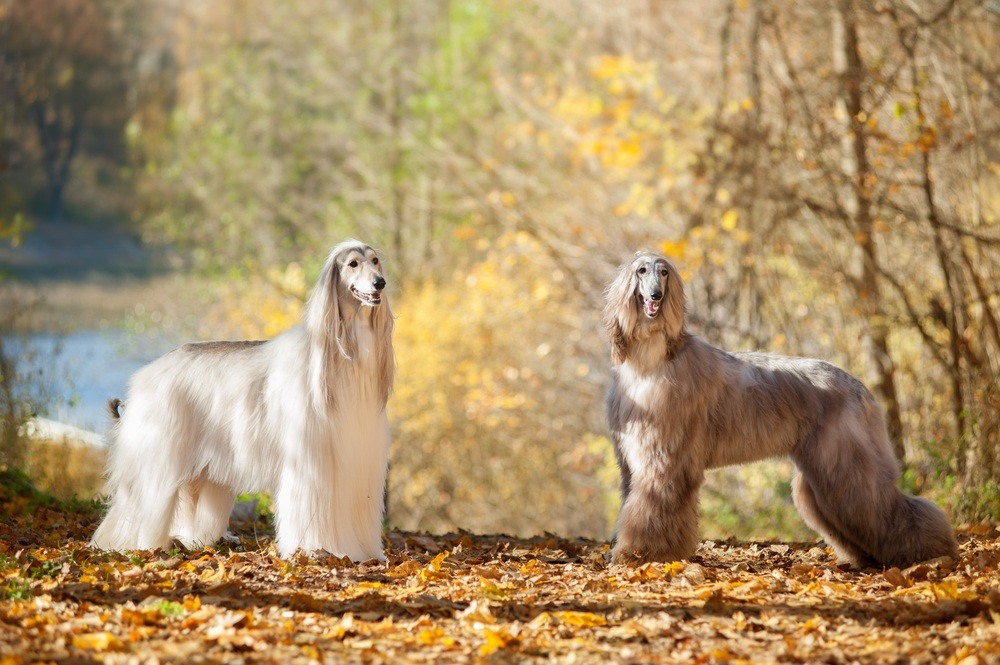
left=351, top=279, right=385, bottom=306
left=642, top=293, right=662, bottom=318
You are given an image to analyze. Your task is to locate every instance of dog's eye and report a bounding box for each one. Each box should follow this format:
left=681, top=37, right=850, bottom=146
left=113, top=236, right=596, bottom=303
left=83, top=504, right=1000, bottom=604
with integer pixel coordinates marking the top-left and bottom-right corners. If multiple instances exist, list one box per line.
left=349, top=260, right=359, bottom=268
left=660, top=269, right=668, bottom=277
left=638, top=267, right=647, bottom=275
left=372, top=257, right=379, bottom=265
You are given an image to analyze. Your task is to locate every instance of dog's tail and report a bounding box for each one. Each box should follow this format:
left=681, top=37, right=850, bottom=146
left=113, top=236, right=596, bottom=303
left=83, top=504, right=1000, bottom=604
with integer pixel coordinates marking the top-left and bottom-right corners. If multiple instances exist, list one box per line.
left=107, top=398, right=124, bottom=420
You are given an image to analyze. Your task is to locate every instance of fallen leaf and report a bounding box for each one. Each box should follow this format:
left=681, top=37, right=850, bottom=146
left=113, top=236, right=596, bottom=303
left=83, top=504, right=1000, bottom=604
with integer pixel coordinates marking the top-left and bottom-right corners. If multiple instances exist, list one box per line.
left=72, top=632, right=124, bottom=652
left=883, top=568, right=907, bottom=588
left=552, top=611, right=608, bottom=628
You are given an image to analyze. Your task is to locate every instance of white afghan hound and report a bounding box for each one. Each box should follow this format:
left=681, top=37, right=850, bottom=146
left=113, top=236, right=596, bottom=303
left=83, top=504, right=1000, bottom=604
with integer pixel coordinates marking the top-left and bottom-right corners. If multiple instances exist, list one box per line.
left=603, top=251, right=957, bottom=568
left=91, top=240, right=394, bottom=561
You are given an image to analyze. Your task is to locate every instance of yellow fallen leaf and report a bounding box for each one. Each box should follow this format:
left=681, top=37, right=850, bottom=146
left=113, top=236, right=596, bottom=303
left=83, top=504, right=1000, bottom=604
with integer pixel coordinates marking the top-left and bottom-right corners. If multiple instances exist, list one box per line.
left=663, top=561, right=686, bottom=576
left=527, top=612, right=551, bottom=630
left=929, top=580, right=978, bottom=601
left=631, top=563, right=663, bottom=581
left=417, top=627, right=456, bottom=647
left=710, top=648, right=733, bottom=660
left=478, top=627, right=513, bottom=656
left=200, top=559, right=226, bottom=583
left=127, top=626, right=156, bottom=642
left=459, top=600, right=496, bottom=626
left=120, top=608, right=157, bottom=626
left=519, top=559, right=543, bottom=575
left=419, top=551, right=450, bottom=582
left=72, top=632, right=124, bottom=652
left=552, top=611, right=608, bottom=628
left=801, top=616, right=825, bottom=633
left=479, top=577, right=510, bottom=599
left=388, top=559, right=422, bottom=578
left=322, top=612, right=355, bottom=640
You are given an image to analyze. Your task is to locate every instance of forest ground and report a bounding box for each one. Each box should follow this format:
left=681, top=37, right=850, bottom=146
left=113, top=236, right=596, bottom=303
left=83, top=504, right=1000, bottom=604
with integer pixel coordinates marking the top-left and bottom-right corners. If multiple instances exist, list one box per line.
left=0, top=480, right=997, bottom=665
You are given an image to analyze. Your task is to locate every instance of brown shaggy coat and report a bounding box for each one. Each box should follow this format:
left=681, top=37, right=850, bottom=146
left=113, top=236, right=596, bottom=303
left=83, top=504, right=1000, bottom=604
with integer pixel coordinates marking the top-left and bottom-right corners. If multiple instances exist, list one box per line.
left=603, top=252, right=957, bottom=567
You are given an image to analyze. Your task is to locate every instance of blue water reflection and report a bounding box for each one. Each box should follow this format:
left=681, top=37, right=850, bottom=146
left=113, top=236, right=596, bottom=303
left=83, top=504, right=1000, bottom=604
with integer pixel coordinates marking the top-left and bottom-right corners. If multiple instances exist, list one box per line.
left=13, top=330, right=174, bottom=433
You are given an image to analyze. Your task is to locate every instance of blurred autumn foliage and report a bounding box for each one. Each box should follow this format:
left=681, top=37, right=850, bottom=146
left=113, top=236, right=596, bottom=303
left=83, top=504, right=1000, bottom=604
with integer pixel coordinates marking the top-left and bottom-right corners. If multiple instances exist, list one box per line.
left=388, top=232, right=612, bottom=537
left=2, top=0, right=1000, bottom=538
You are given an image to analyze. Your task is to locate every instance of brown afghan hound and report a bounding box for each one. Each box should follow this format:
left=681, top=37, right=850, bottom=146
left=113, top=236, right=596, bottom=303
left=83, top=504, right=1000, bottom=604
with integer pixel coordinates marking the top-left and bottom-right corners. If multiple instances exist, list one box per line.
left=603, top=251, right=957, bottom=568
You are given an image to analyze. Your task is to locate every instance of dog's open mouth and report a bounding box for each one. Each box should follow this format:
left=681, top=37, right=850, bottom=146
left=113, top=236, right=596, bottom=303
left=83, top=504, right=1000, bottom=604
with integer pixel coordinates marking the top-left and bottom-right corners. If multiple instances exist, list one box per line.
left=642, top=297, right=661, bottom=318
left=351, top=286, right=382, bottom=306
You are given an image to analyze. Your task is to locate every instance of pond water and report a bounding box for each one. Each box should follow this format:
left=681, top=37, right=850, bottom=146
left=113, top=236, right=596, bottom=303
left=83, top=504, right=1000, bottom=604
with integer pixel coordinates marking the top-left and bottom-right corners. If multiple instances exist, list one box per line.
left=11, top=330, right=176, bottom=434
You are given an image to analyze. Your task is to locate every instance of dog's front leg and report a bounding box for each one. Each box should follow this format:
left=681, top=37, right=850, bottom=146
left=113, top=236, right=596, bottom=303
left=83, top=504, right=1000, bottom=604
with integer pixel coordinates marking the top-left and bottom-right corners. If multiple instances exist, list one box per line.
left=611, top=454, right=703, bottom=564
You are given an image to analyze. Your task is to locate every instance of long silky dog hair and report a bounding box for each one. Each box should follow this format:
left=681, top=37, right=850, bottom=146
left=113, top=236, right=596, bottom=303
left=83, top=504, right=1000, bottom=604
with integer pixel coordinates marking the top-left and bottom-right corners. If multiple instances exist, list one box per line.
left=91, top=240, right=394, bottom=561
left=603, top=251, right=957, bottom=567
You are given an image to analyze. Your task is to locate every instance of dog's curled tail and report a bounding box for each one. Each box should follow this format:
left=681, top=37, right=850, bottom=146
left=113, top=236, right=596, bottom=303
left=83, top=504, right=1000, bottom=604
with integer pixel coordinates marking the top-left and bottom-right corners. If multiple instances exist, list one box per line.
left=107, top=398, right=124, bottom=420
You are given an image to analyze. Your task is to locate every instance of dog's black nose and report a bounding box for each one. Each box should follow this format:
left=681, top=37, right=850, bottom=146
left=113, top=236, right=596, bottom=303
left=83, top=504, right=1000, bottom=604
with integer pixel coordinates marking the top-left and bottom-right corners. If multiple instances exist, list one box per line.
left=651, top=290, right=663, bottom=301
left=374, top=276, right=386, bottom=291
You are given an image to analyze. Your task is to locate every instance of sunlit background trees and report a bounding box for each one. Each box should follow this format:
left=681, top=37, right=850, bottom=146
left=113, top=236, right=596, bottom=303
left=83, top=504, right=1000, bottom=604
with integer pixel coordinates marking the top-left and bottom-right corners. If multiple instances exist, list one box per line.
left=2, top=0, right=998, bottom=538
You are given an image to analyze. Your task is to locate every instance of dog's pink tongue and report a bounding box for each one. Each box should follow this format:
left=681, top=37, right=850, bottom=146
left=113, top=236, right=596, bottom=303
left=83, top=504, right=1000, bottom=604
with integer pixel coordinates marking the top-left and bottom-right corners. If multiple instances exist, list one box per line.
left=645, top=299, right=660, bottom=317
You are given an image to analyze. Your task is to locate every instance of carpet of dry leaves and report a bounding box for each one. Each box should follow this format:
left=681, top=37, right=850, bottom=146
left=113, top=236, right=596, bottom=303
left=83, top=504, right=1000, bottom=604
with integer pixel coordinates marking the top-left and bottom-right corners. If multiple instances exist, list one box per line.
left=1, top=485, right=998, bottom=664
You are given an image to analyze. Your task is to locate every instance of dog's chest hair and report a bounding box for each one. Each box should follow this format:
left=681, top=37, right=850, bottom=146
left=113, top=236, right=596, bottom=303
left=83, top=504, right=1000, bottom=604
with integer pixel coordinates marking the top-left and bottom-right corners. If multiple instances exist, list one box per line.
left=614, top=359, right=682, bottom=475
left=618, top=361, right=666, bottom=409
left=333, top=320, right=383, bottom=410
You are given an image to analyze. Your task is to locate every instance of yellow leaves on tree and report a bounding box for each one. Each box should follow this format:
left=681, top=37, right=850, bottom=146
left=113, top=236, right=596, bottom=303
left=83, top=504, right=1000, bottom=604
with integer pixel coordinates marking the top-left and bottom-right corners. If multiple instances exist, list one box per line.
left=207, top=261, right=308, bottom=339
left=538, top=53, right=705, bottom=202
left=388, top=232, right=612, bottom=539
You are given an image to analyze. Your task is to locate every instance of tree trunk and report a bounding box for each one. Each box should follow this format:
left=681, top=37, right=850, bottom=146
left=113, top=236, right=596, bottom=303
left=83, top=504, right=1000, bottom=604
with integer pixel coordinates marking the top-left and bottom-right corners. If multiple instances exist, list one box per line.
left=833, top=0, right=906, bottom=462
left=31, top=101, right=82, bottom=221
left=389, top=0, right=406, bottom=276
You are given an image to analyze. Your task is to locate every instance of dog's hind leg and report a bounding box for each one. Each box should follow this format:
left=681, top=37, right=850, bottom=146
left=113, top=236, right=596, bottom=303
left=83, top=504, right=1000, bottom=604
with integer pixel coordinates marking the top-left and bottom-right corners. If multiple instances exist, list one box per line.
left=92, top=482, right=178, bottom=551
left=170, top=483, right=198, bottom=546
left=132, top=482, right=181, bottom=549
left=92, top=416, right=184, bottom=551
left=92, top=444, right=174, bottom=551
left=791, top=470, right=869, bottom=567
left=90, top=489, right=142, bottom=550
left=171, top=477, right=235, bottom=549
left=793, top=402, right=957, bottom=568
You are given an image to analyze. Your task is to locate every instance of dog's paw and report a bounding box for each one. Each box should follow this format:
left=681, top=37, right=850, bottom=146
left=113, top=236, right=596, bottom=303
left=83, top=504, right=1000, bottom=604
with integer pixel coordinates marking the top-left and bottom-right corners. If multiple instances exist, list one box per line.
left=609, top=546, right=650, bottom=566
left=611, top=542, right=691, bottom=566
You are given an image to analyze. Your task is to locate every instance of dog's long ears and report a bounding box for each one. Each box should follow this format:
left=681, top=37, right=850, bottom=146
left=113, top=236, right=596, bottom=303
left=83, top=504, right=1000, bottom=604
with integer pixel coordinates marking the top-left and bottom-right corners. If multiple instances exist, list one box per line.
left=371, top=289, right=395, bottom=409
left=603, top=263, right=638, bottom=364
left=608, top=322, right=630, bottom=365
left=305, top=249, right=344, bottom=408
left=662, top=261, right=686, bottom=341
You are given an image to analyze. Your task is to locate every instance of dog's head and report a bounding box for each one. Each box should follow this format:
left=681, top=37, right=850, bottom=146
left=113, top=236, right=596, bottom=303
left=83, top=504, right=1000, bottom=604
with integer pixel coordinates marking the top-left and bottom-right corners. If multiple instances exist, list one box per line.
left=305, top=239, right=395, bottom=406
left=332, top=242, right=387, bottom=309
left=631, top=252, right=675, bottom=320
left=603, top=251, right=685, bottom=363
left=306, top=239, right=393, bottom=350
